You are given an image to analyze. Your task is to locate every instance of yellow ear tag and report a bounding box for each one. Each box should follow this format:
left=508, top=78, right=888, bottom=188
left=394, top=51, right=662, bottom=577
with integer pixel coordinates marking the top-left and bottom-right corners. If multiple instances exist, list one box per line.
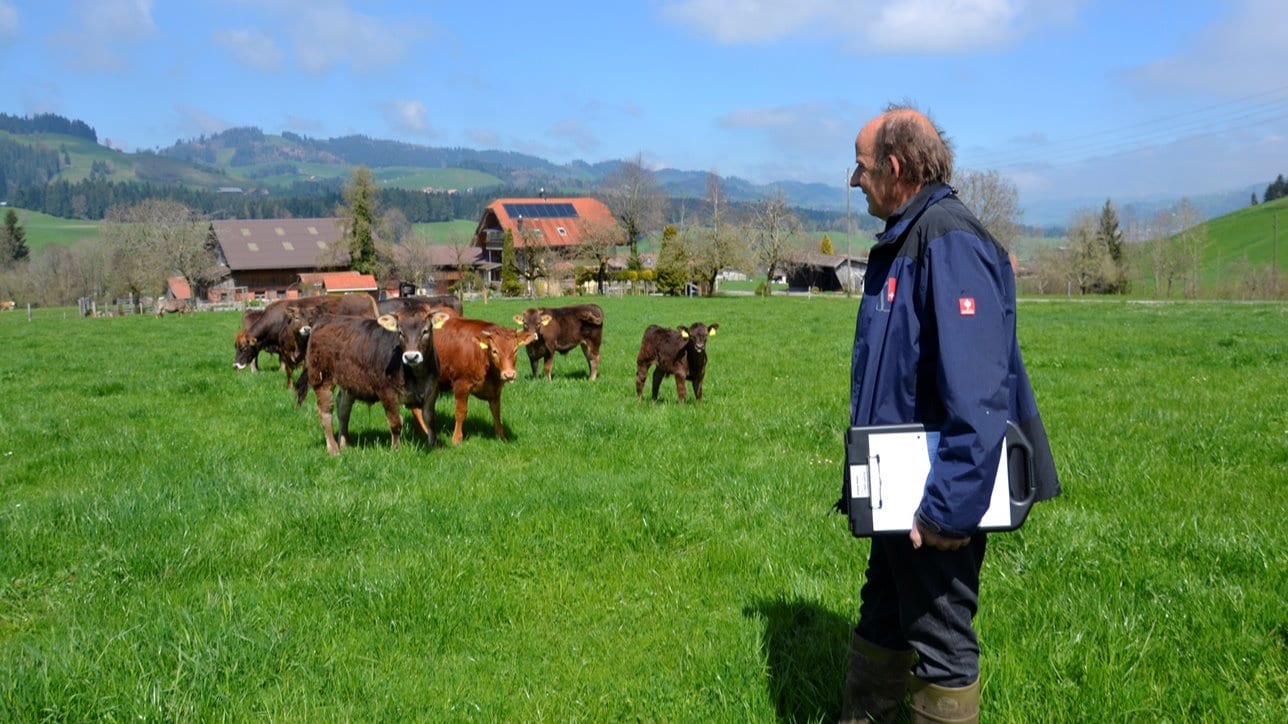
left=478, top=340, right=489, bottom=350
left=377, top=315, right=398, bottom=331
left=681, top=329, right=689, bottom=339
left=541, top=316, right=552, bottom=327
left=708, top=328, right=716, bottom=337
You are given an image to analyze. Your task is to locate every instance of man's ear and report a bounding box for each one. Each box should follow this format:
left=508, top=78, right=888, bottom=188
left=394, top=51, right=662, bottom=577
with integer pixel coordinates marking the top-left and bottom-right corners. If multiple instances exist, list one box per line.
left=887, top=154, right=902, bottom=180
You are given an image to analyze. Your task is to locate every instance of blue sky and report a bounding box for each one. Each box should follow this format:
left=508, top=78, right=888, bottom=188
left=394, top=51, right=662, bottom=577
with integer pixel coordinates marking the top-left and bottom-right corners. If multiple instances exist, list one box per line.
left=2, top=0, right=1286, bottom=219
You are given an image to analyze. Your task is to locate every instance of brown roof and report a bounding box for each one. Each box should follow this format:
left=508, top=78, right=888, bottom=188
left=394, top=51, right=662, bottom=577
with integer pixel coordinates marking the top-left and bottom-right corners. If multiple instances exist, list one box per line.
left=212, top=218, right=348, bottom=271
left=475, top=197, right=618, bottom=249
left=166, top=276, right=193, bottom=299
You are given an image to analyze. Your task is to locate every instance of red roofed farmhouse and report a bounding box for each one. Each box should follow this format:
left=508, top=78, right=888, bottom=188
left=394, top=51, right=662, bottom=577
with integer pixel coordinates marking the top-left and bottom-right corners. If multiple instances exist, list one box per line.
left=472, top=197, right=617, bottom=285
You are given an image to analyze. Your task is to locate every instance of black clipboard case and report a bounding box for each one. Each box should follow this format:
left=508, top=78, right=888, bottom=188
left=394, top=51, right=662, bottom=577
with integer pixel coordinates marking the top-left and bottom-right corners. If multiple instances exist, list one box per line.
left=842, top=421, right=1037, bottom=537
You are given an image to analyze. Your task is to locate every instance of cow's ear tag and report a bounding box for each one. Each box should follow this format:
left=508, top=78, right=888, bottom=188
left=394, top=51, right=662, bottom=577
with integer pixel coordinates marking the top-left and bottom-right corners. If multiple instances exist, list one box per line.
left=681, top=329, right=689, bottom=339
left=540, top=315, right=552, bottom=327
left=478, top=341, right=489, bottom=350
left=377, top=315, right=398, bottom=331
left=513, top=314, right=524, bottom=325
left=708, top=328, right=717, bottom=337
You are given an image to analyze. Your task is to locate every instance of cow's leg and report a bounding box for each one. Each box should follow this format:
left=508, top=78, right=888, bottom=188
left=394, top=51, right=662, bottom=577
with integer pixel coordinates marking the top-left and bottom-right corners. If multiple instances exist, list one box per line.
left=336, top=389, right=356, bottom=449
left=451, top=382, right=472, bottom=445
left=582, top=342, right=599, bottom=380
left=674, top=372, right=688, bottom=403
left=651, top=368, right=666, bottom=401
left=543, top=354, right=555, bottom=381
left=693, top=373, right=704, bottom=402
left=635, top=363, right=650, bottom=399
left=423, top=383, right=440, bottom=448
left=380, top=392, right=403, bottom=449
left=314, top=384, right=341, bottom=455
left=487, top=394, right=505, bottom=440
left=528, top=348, right=541, bottom=378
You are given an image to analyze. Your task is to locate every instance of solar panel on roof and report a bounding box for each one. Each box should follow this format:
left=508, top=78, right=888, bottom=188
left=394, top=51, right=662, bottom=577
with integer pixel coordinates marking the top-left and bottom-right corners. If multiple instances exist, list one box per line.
left=503, top=202, right=580, bottom=219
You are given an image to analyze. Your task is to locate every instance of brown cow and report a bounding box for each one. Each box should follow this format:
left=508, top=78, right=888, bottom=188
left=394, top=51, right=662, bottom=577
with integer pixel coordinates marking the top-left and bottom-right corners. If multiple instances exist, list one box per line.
left=234, top=294, right=378, bottom=387
left=234, top=309, right=267, bottom=371
left=514, top=303, right=604, bottom=380
left=378, top=294, right=463, bottom=317
left=635, top=322, right=719, bottom=403
left=426, top=317, right=536, bottom=445
left=296, top=308, right=450, bottom=455
left=156, top=298, right=191, bottom=316
left=0, top=300, right=17, bottom=312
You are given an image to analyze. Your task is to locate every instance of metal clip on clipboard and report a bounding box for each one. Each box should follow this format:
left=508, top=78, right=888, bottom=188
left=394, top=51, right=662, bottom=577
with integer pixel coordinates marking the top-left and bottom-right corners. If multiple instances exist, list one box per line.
left=842, top=421, right=1037, bottom=537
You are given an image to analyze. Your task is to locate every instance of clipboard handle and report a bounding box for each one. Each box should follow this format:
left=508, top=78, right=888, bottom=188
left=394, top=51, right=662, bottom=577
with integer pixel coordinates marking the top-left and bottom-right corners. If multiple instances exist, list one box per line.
left=1004, top=420, right=1038, bottom=528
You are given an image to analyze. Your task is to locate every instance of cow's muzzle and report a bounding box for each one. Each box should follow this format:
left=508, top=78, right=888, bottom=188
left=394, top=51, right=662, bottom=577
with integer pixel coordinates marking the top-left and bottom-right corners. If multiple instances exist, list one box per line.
left=402, top=351, right=424, bottom=365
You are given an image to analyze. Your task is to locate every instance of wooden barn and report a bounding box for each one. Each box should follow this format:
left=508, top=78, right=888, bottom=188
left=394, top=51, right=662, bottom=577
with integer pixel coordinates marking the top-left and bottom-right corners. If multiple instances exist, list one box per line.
left=207, top=218, right=349, bottom=301
left=786, top=252, right=868, bottom=293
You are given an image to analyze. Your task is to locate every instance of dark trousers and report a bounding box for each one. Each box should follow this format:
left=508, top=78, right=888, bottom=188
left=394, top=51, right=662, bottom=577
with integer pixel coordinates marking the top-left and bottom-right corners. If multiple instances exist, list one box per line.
left=854, top=533, right=988, bottom=687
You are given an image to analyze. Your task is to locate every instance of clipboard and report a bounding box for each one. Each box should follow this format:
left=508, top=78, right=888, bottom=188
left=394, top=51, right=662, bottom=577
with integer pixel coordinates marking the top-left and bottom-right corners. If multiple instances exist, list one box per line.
left=842, top=421, right=1037, bottom=537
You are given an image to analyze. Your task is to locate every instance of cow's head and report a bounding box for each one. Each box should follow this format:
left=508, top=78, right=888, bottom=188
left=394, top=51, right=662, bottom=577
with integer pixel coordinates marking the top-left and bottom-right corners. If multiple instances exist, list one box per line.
left=513, top=308, right=550, bottom=337
left=480, top=327, right=537, bottom=382
left=680, top=322, right=719, bottom=354
left=380, top=310, right=450, bottom=367
left=285, top=306, right=314, bottom=341
left=233, top=329, right=257, bottom=369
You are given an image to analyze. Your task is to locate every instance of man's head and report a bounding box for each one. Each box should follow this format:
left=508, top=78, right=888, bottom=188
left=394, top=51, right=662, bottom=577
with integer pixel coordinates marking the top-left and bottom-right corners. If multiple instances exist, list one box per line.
left=851, top=105, right=954, bottom=220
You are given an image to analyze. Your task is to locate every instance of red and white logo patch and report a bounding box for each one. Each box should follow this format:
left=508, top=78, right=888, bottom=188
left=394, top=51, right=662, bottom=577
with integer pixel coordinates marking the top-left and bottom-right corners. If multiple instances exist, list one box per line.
left=886, top=278, right=897, bottom=302
left=959, top=297, right=976, bottom=316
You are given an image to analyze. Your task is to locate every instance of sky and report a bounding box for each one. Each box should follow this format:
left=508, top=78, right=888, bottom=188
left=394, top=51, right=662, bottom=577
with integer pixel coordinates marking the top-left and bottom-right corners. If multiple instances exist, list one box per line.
left=2, top=0, right=1287, bottom=221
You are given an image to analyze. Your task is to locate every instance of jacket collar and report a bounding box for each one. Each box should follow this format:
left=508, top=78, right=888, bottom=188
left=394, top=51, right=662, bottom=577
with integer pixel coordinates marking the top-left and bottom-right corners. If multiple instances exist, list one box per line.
left=874, top=182, right=955, bottom=248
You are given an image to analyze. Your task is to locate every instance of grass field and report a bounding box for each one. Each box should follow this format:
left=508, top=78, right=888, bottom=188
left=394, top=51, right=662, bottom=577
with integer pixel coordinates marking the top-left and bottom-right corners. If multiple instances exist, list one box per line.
left=1, top=296, right=1285, bottom=720
left=2, top=207, right=101, bottom=251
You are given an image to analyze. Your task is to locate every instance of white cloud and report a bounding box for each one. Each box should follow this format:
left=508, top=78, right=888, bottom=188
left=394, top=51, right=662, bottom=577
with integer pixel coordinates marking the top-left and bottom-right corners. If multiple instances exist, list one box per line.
left=385, top=100, right=434, bottom=136
left=52, top=0, right=157, bottom=71
left=661, top=0, right=1085, bottom=53
left=718, top=100, right=859, bottom=162
left=290, top=1, right=414, bottom=73
left=213, top=28, right=283, bottom=72
left=547, top=120, right=600, bottom=154
left=0, top=1, right=19, bottom=41
left=175, top=104, right=232, bottom=137
left=1126, top=0, right=1288, bottom=97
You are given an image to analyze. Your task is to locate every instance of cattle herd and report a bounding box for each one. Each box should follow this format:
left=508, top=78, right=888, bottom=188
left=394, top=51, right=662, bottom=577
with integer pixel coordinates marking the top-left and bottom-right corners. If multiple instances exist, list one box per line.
left=232, top=293, right=719, bottom=455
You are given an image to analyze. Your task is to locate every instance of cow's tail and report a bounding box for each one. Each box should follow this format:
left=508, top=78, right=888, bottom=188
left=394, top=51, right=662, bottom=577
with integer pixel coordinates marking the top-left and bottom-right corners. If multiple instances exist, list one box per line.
left=293, top=367, right=310, bottom=407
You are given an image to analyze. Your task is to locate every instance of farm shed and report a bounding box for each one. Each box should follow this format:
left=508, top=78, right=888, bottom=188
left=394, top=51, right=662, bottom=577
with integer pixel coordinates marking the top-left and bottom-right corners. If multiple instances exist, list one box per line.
left=207, top=218, right=350, bottom=300
left=786, top=252, right=868, bottom=293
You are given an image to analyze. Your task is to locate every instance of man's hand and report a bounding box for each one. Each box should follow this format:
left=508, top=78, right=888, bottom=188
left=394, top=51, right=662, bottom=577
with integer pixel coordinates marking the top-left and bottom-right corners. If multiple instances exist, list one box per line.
left=910, top=517, right=971, bottom=551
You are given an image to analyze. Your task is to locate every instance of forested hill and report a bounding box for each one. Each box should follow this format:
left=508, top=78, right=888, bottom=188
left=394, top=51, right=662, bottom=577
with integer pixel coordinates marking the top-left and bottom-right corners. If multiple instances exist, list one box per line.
left=0, top=113, right=98, bottom=143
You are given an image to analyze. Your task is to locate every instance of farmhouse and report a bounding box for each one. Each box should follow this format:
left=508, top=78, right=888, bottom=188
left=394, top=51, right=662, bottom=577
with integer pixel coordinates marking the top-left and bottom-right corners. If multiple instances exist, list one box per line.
left=207, top=218, right=350, bottom=301
left=295, top=271, right=379, bottom=296
left=786, top=252, right=868, bottom=293
left=472, top=197, right=618, bottom=286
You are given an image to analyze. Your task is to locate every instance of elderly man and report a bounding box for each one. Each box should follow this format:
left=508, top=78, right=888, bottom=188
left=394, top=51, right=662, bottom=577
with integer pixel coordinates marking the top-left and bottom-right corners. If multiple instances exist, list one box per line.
left=839, top=105, right=1060, bottom=723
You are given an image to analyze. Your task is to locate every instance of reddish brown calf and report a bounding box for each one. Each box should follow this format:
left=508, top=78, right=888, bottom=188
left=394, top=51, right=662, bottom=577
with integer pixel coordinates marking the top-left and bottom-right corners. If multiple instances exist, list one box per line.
left=427, top=317, right=536, bottom=444
left=635, top=322, right=719, bottom=403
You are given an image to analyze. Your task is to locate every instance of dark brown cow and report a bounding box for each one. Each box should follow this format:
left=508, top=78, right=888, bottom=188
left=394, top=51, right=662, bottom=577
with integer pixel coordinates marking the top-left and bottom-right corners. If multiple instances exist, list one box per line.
left=514, top=303, right=604, bottom=380
left=426, top=317, right=536, bottom=445
left=635, top=322, right=720, bottom=403
left=234, top=309, right=267, bottom=371
left=378, top=294, right=463, bottom=317
left=296, top=308, right=449, bottom=455
left=234, top=294, right=378, bottom=386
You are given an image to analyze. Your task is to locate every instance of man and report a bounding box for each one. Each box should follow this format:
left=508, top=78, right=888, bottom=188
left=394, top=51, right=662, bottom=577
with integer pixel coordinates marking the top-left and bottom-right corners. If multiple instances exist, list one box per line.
left=839, top=105, right=1060, bottom=723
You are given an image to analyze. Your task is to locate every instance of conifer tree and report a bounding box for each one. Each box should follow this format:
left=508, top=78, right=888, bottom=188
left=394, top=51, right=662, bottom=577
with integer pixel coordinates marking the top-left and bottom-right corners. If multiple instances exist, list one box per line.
left=820, top=233, right=834, bottom=255
left=338, top=166, right=379, bottom=275
left=0, top=209, right=30, bottom=267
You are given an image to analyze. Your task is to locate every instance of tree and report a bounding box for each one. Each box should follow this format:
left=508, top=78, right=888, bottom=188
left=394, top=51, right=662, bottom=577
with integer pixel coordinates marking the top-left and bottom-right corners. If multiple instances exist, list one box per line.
left=1148, top=209, right=1185, bottom=298
left=100, top=199, right=215, bottom=301
left=1174, top=198, right=1208, bottom=298
left=690, top=172, right=747, bottom=296
left=513, top=221, right=550, bottom=296
left=819, top=233, right=834, bottom=255
left=1265, top=174, right=1287, bottom=203
left=655, top=225, right=691, bottom=296
left=379, top=207, right=412, bottom=246
left=337, top=166, right=380, bottom=275
left=954, top=169, right=1022, bottom=250
left=750, top=191, right=802, bottom=295
left=1251, top=193, right=1259, bottom=206
left=599, top=153, right=664, bottom=256
left=1067, top=210, right=1115, bottom=295
left=500, top=229, right=523, bottom=297
left=393, top=232, right=440, bottom=292
left=0, top=209, right=30, bottom=268
left=1096, top=199, right=1128, bottom=294
left=575, top=217, right=625, bottom=294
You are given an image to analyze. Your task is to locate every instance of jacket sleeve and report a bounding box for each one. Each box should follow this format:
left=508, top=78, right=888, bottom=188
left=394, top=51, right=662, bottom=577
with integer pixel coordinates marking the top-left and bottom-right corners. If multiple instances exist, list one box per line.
left=916, top=229, right=1011, bottom=537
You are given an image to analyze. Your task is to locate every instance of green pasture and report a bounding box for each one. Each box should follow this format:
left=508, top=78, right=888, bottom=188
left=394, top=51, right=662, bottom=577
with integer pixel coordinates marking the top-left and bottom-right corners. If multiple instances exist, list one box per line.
left=1, top=295, right=1286, bottom=720
left=2, top=207, right=100, bottom=251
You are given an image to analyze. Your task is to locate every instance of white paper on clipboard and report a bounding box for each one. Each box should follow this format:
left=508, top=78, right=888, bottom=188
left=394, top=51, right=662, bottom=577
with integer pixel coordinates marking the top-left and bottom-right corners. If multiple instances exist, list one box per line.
left=866, top=429, right=1011, bottom=532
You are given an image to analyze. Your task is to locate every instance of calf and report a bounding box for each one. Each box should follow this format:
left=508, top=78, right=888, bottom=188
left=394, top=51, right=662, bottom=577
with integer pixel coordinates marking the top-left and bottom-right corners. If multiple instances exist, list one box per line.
left=297, top=308, right=449, bottom=455
left=635, top=322, right=719, bottom=403
left=427, top=317, right=536, bottom=445
left=156, top=298, right=190, bottom=316
left=514, top=303, right=604, bottom=380
left=234, top=294, right=378, bottom=387
left=233, top=309, right=267, bottom=371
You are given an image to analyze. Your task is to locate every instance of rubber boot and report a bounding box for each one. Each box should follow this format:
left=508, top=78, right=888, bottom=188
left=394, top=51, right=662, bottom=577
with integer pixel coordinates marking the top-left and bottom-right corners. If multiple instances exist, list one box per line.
left=838, top=632, right=916, bottom=724
left=909, top=677, right=980, bottom=723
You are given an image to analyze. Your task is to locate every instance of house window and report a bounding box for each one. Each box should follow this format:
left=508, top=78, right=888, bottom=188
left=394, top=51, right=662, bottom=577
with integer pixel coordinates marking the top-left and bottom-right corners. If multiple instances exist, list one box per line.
left=274, top=227, right=286, bottom=236
left=317, top=241, right=328, bottom=250
left=307, top=226, right=318, bottom=235
left=282, top=242, right=294, bottom=251
left=239, top=228, right=251, bottom=237
left=247, top=243, right=259, bottom=252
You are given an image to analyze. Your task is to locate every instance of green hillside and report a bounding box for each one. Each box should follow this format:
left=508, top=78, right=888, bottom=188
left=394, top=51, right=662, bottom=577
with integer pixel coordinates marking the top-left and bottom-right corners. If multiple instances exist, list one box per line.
left=0, top=130, right=251, bottom=188
left=1200, top=195, right=1288, bottom=283
left=4, top=206, right=100, bottom=251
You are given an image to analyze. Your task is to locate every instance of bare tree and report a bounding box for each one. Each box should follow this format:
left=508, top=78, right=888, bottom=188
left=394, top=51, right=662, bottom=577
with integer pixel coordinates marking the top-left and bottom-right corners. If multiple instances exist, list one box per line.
left=750, top=191, right=802, bottom=295
left=1068, top=210, right=1115, bottom=294
left=101, top=199, right=215, bottom=301
left=379, top=207, right=412, bottom=246
left=1174, top=198, right=1208, bottom=298
left=689, top=172, right=747, bottom=296
left=954, top=169, right=1022, bottom=249
left=599, top=153, right=664, bottom=256
left=395, top=232, right=441, bottom=292
left=575, top=216, right=625, bottom=294
left=514, top=223, right=551, bottom=297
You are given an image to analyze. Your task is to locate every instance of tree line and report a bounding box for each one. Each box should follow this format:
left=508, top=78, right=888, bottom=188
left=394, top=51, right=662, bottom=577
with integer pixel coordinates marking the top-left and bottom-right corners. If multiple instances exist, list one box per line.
left=0, top=112, right=98, bottom=142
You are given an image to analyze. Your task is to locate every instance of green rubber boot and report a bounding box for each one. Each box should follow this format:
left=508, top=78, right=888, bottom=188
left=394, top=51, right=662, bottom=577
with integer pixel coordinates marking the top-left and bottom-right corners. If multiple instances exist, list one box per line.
left=838, top=633, right=917, bottom=724
left=909, top=677, right=980, bottom=723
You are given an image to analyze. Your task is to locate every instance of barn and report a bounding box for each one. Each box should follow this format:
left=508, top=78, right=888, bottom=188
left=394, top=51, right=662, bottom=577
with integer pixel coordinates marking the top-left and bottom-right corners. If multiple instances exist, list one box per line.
left=206, top=218, right=350, bottom=301
left=786, top=252, right=868, bottom=293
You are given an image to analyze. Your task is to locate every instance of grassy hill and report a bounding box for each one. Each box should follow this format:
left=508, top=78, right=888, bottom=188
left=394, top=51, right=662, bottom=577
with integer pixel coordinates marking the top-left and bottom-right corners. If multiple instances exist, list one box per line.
left=1200, top=195, right=1287, bottom=282
left=0, top=130, right=249, bottom=188
left=4, top=206, right=101, bottom=251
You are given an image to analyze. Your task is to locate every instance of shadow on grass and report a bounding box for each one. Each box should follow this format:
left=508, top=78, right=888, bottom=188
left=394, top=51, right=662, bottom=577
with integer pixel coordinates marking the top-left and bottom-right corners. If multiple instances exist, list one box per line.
left=745, top=596, right=852, bottom=724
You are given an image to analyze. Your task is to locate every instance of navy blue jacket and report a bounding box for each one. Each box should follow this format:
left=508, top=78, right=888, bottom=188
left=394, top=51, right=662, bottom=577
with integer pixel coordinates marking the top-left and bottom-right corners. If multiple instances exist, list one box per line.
left=850, top=183, right=1060, bottom=537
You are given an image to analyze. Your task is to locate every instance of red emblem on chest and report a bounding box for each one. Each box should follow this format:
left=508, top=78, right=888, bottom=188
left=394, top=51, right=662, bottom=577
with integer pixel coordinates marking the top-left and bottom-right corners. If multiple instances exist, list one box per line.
left=959, top=297, right=976, bottom=316
left=886, top=278, right=897, bottom=302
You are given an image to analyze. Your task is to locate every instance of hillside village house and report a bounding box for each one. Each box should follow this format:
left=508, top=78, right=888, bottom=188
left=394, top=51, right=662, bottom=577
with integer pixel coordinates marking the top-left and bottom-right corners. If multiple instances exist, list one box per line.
left=472, top=197, right=619, bottom=289
left=207, top=218, right=351, bottom=301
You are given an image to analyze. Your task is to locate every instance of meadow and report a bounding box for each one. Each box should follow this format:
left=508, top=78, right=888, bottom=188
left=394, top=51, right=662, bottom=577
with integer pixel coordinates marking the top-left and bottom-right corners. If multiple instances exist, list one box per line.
left=0, top=297, right=1284, bottom=721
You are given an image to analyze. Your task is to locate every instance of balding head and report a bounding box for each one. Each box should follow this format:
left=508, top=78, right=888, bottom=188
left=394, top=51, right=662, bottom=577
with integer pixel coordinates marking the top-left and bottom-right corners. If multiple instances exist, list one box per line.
left=871, top=104, right=954, bottom=188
